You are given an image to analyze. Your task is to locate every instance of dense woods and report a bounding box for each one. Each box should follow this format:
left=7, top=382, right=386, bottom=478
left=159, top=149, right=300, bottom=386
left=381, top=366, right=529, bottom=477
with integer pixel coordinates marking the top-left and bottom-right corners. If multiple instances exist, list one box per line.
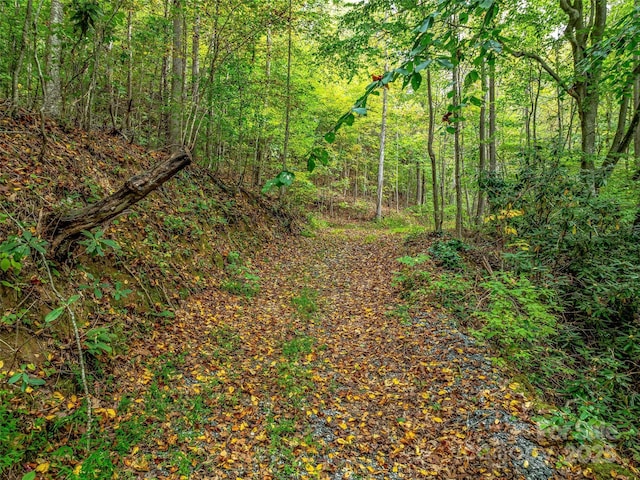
left=1, top=0, right=640, bottom=476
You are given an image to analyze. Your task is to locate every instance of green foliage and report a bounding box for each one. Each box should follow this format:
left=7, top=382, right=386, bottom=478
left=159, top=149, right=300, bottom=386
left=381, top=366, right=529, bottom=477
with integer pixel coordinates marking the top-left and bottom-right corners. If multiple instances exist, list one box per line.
left=281, top=336, right=314, bottom=362
left=396, top=253, right=428, bottom=267
left=220, top=251, right=260, bottom=298
left=7, top=364, right=46, bottom=392
left=262, top=171, right=295, bottom=194
left=0, top=230, right=47, bottom=274
left=44, top=294, right=81, bottom=324
left=392, top=254, right=432, bottom=296
left=79, top=229, right=121, bottom=257
left=488, top=164, right=640, bottom=328
left=84, top=326, right=117, bottom=356
left=428, top=239, right=469, bottom=270
left=112, top=281, right=133, bottom=301
left=291, top=287, right=319, bottom=319
left=471, top=273, right=559, bottom=370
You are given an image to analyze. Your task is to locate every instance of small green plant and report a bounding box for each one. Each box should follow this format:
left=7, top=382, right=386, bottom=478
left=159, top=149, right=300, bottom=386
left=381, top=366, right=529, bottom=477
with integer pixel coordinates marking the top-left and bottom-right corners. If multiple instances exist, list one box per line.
left=471, top=272, right=559, bottom=369
left=83, top=326, right=117, bottom=356
left=396, top=253, right=429, bottom=267
left=385, top=304, right=412, bottom=326
left=78, top=229, right=121, bottom=257
left=428, top=239, right=469, bottom=270
left=1, top=308, right=28, bottom=326
left=44, top=294, right=81, bottom=324
left=291, top=288, right=318, bottom=319
left=282, top=336, right=314, bottom=361
left=392, top=254, right=431, bottom=295
left=221, top=251, right=260, bottom=298
left=8, top=364, right=46, bottom=392
left=111, top=281, right=133, bottom=301
left=0, top=229, right=47, bottom=274
left=78, top=271, right=110, bottom=299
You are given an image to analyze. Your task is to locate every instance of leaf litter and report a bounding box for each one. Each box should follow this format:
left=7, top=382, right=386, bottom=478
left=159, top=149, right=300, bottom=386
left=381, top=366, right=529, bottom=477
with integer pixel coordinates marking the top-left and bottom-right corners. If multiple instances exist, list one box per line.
left=104, top=227, right=592, bottom=479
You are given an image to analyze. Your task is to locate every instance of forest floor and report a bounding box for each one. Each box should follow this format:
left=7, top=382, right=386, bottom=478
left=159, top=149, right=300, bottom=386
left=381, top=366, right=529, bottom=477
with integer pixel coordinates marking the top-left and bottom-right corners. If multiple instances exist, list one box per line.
left=96, top=225, right=597, bottom=480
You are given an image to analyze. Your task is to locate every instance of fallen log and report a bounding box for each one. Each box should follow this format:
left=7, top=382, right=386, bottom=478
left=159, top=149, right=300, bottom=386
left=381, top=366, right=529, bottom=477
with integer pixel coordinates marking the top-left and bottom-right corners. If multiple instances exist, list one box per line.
left=47, top=149, right=191, bottom=255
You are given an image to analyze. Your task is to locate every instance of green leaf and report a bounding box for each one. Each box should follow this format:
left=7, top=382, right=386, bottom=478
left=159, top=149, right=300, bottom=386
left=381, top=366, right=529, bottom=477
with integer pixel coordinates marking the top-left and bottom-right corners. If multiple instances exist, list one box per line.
left=469, top=95, right=483, bottom=107
left=436, top=57, right=454, bottom=69
left=381, top=71, right=395, bottom=84
left=307, top=156, right=316, bottom=172
left=464, top=70, right=480, bottom=88
left=459, top=12, right=469, bottom=24
left=0, top=258, right=10, bottom=272
left=8, top=373, right=23, bottom=384
left=45, top=306, right=65, bottom=323
left=415, top=59, right=432, bottom=72
left=317, top=149, right=329, bottom=166
left=415, top=15, right=434, bottom=33
left=27, top=377, right=46, bottom=386
left=411, top=72, right=423, bottom=91
left=276, top=171, right=295, bottom=187
left=68, top=294, right=81, bottom=304
left=352, top=107, right=367, bottom=116
left=324, top=132, right=336, bottom=143
left=22, top=472, right=36, bottom=480
left=446, top=125, right=456, bottom=134
left=344, top=113, right=355, bottom=126
left=478, top=0, right=493, bottom=9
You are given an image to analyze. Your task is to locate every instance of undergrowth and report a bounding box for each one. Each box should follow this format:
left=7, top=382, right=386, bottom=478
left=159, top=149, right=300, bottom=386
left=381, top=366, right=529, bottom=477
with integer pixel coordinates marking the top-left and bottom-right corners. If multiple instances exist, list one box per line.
left=396, top=237, right=640, bottom=463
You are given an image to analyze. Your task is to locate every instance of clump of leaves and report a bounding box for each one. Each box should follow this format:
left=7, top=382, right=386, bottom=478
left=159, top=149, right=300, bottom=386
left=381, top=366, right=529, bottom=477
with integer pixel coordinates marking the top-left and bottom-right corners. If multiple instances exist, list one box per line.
left=79, top=229, right=121, bottom=257
left=428, top=239, right=469, bottom=270
left=471, top=272, right=559, bottom=370
left=8, top=364, right=46, bottom=392
left=291, top=287, right=318, bottom=319
left=220, top=251, right=260, bottom=298
left=0, top=229, right=47, bottom=274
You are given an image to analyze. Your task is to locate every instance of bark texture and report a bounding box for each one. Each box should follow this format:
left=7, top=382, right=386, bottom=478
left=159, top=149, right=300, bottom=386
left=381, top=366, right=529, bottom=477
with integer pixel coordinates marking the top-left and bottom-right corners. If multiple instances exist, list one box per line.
left=47, top=150, right=192, bottom=254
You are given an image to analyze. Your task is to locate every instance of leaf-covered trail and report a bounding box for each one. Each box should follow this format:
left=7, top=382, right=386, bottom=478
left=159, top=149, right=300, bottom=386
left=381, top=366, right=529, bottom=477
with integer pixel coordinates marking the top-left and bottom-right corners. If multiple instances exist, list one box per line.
left=118, top=227, right=584, bottom=479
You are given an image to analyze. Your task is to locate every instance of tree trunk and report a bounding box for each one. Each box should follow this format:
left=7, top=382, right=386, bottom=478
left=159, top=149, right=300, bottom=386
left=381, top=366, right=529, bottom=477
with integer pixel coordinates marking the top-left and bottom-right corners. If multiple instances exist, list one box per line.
left=488, top=59, right=497, bottom=174
left=10, top=0, right=32, bottom=111
left=169, top=0, right=185, bottom=148
left=376, top=74, right=389, bottom=221
left=44, top=0, right=63, bottom=117
left=47, top=150, right=192, bottom=254
left=281, top=0, right=293, bottom=180
left=476, top=60, right=487, bottom=223
left=453, top=57, right=463, bottom=239
left=124, top=9, right=134, bottom=132
left=427, top=70, right=441, bottom=232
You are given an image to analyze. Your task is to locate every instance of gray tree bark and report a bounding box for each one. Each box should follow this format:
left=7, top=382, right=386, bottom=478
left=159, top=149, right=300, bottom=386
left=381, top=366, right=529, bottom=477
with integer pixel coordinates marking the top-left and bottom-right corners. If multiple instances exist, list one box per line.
left=44, top=0, right=63, bottom=117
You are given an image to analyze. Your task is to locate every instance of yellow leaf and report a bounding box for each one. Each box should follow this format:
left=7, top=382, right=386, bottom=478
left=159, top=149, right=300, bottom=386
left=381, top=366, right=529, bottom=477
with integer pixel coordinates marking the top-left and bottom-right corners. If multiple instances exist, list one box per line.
left=531, top=448, right=538, bottom=458
left=0, top=360, right=4, bottom=369
left=36, top=462, right=50, bottom=473
left=106, top=408, right=117, bottom=419
left=338, top=422, right=347, bottom=430
left=523, top=460, right=529, bottom=468
left=73, top=464, right=83, bottom=475
left=432, top=417, right=443, bottom=423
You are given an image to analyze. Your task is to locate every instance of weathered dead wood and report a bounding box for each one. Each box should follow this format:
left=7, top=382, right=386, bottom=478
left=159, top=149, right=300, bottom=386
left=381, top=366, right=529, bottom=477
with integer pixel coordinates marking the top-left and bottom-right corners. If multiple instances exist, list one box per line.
left=47, top=149, right=191, bottom=254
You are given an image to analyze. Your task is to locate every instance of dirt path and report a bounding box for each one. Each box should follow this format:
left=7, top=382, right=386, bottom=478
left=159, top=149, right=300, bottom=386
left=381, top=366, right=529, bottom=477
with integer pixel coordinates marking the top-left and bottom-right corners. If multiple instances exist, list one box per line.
left=117, top=227, right=586, bottom=479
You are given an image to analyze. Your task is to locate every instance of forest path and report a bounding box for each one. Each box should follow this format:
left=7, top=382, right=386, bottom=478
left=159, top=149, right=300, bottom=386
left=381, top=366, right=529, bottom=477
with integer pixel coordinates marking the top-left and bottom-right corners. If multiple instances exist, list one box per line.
left=120, top=226, right=582, bottom=479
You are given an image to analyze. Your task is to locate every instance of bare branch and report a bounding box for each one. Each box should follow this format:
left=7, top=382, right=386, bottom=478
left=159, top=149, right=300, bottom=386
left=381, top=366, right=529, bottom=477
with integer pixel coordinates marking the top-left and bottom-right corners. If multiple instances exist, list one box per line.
left=506, top=47, right=579, bottom=100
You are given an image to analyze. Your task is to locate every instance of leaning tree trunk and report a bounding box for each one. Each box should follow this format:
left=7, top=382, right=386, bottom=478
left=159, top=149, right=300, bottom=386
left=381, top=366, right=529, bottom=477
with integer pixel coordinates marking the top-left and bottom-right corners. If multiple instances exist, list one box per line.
left=47, top=150, right=191, bottom=255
